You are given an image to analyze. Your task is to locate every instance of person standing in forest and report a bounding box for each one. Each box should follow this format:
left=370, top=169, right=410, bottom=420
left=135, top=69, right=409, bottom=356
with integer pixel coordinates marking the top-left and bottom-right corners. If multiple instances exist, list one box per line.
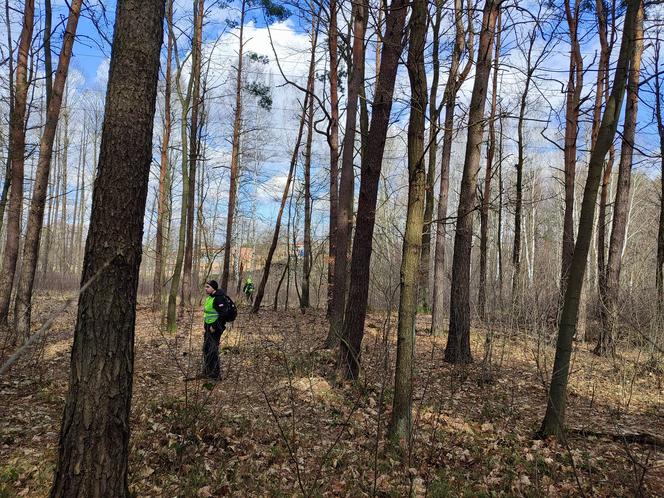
left=200, top=280, right=227, bottom=379
left=243, top=277, right=254, bottom=303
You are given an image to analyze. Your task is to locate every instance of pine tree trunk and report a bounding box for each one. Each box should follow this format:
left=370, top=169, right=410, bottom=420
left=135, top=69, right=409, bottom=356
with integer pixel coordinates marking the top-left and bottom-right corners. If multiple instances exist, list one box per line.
left=327, top=0, right=365, bottom=346
left=0, top=0, right=15, bottom=237
left=337, top=0, right=409, bottom=380
left=655, top=37, right=664, bottom=311
left=14, top=0, right=82, bottom=341
left=50, top=1, right=165, bottom=494
left=0, top=0, right=34, bottom=325
left=326, top=0, right=340, bottom=318
left=539, top=0, right=639, bottom=440
left=388, top=0, right=427, bottom=447
left=445, top=0, right=499, bottom=364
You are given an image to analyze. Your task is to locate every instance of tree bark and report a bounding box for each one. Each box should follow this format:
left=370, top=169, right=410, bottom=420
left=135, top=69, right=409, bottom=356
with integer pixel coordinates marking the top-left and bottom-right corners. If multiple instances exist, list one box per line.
left=478, top=10, right=501, bottom=320
left=301, top=15, right=319, bottom=311
left=431, top=0, right=473, bottom=337
left=418, top=0, right=442, bottom=313
left=182, top=0, right=204, bottom=304
left=538, top=0, right=639, bottom=440
left=560, top=0, right=584, bottom=296
left=595, top=3, right=643, bottom=356
left=326, top=0, right=340, bottom=318
left=327, top=0, right=366, bottom=346
left=14, top=0, right=83, bottom=341
left=153, top=0, right=174, bottom=311
left=388, top=0, right=427, bottom=448
left=0, top=0, right=35, bottom=325
left=50, top=0, right=165, bottom=495
left=445, top=0, right=499, bottom=364
left=655, top=36, right=664, bottom=311
left=337, top=0, right=410, bottom=380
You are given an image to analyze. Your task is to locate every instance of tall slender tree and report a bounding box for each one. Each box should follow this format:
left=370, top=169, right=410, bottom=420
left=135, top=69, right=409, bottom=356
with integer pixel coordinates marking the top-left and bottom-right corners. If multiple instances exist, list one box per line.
left=478, top=10, right=501, bottom=319
left=445, top=0, right=499, bottom=364
left=337, top=0, right=410, bottom=380
left=539, top=0, right=640, bottom=439
left=596, top=2, right=643, bottom=356
left=14, top=0, right=83, bottom=340
left=389, top=0, right=427, bottom=447
left=50, top=0, right=165, bottom=494
left=153, top=0, right=175, bottom=311
left=0, top=0, right=34, bottom=325
left=327, top=0, right=366, bottom=346
left=431, top=0, right=473, bottom=337
left=182, top=0, right=204, bottom=304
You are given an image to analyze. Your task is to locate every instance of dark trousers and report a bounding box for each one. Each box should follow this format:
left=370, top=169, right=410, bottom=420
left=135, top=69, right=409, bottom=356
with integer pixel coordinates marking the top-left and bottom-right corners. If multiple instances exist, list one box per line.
left=202, top=321, right=224, bottom=378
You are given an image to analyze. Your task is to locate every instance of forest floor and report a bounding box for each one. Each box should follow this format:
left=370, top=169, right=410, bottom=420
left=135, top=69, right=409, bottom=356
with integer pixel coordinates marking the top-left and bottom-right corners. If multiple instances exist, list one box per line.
left=1, top=297, right=663, bottom=497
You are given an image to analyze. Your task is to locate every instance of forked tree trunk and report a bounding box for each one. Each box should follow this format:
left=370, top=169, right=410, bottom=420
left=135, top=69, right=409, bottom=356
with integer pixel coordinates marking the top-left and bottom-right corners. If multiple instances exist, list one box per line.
left=388, top=0, right=427, bottom=447
left=539, top=0, right=639, bottom=440
left=14, top=0, right=83, bottom=340
left=445, top=0, right=499, bottom=364
left=0, top=0, right=34, bottom=325
left=596, top=5, right=643, bottom=356
left=337, top=0, right=410, bottom=380
left=49, top=1, right=165, bottom=494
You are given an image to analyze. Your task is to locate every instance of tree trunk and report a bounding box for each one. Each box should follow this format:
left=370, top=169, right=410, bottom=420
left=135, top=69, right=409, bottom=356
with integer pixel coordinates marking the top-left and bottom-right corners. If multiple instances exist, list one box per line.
left=0, top=0, right=34, bottom=325
left=560, top=0, right=584, bottom=296
left=327, top=0, right=366, bottom=346
left=0, top=0, right=16, bottom=237
left=49, top=1, right=165, bottom=495
left=182, top=0, right=204, bottom=304
left=418, top=0, right=442, bottom=313
left=301, top=16, right=319, bottom=311
left=478, top=10, right=501, bottom=320
left=445, top=0, right=499, bottom=364
left=337, top=0, right=410, bottom=380
left=431, top=0, right=472, bottom=337
left=153, top=0, right=174, bottom=311
left=538, top=0, right=639, bottom=440
left=596, top=4, right=643, bottom=356
left=14, top=0, right=83, bottom=341
left=388, top=0, right=427, bottom=447
left=326, top=0, right=340, bottom=318
left=655, top=36, right=664, bottom=311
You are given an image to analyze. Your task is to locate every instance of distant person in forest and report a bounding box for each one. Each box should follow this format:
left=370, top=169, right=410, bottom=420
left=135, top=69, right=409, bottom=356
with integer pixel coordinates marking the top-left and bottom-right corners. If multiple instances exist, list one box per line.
left=243, top=277, right=254, bottom=304
left=200, top=280, right=227, bottom=379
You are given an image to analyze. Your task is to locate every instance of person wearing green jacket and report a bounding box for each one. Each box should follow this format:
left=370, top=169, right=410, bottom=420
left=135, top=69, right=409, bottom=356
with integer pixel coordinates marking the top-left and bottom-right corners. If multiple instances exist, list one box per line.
left=201, top=280, right=226, bottom=379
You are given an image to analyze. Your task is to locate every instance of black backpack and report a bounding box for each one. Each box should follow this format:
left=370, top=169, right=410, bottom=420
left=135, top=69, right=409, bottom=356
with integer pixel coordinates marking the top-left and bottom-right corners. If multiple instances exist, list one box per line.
left=219, top=294, right=237, bottom=322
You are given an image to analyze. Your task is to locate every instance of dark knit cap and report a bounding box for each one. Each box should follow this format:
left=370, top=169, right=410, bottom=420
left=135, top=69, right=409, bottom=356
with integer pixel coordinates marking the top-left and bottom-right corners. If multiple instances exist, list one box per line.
left=207, top=280, right=219, bottom=290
